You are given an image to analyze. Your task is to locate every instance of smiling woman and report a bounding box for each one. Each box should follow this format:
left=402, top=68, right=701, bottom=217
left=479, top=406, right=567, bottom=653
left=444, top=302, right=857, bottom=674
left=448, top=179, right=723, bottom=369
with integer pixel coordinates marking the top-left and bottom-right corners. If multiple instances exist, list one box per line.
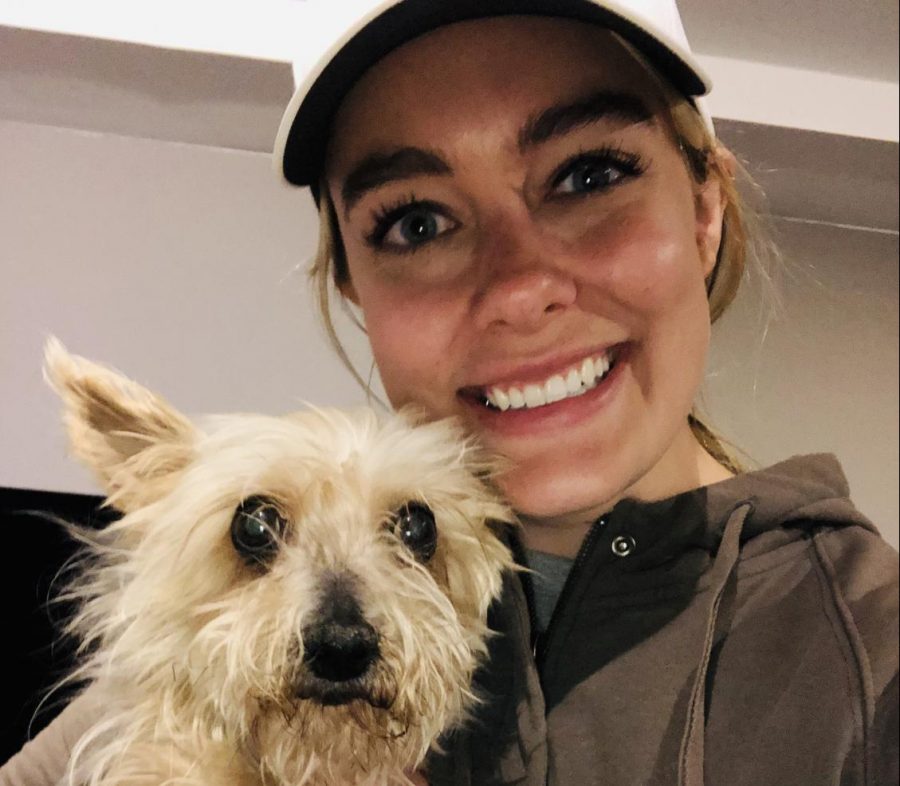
left=1, top=1, right=897, bottom=785
left=293, top=5, right=896, bottom=785
left=316, top=18, right=746, bottom=558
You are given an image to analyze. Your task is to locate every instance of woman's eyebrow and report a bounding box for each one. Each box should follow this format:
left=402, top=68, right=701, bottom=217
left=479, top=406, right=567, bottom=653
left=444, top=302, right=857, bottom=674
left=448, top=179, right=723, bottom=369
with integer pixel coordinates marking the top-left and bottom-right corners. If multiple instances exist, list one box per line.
left=339, top=92, right=652, bottom=213
left=518, top=90, right=654, bottom=150
left=341, top=148, right=451, bottom=213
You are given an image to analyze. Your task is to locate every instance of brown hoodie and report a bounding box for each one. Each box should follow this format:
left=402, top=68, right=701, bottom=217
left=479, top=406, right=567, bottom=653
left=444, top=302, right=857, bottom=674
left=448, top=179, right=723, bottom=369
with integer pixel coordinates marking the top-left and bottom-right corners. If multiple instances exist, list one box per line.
left=426, top=454, right=899, bottom=786
left=2, top=455, right=897, bottom=786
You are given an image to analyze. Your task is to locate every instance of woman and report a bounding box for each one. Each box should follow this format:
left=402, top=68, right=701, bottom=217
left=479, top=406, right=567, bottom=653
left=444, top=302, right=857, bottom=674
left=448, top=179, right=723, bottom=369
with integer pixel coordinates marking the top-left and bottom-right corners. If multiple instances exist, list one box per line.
left=3, top=1, right=897, bottom=784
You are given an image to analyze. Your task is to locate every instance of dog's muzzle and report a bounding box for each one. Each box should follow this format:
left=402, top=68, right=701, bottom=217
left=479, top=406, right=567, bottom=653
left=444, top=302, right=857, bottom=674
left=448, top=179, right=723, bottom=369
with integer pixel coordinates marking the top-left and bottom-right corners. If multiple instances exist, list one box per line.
left=296, top=578, right=383, bottom=706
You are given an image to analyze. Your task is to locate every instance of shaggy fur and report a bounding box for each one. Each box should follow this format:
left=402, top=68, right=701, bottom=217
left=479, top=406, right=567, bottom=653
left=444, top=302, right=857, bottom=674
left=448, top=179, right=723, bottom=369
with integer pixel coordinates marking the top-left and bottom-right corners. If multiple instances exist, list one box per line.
left=43, top=338, right=515, bottom=786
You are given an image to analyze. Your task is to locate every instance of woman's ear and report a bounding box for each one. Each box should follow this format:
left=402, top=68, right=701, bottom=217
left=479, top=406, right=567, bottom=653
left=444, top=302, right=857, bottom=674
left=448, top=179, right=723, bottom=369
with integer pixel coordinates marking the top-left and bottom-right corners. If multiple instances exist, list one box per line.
left=694, top=146, right=736, bottom=278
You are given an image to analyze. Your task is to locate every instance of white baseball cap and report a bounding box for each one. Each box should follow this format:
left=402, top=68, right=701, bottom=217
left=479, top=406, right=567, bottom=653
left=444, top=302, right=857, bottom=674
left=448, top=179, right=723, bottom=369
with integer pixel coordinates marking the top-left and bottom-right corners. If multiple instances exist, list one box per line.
left=274, top=0, right=711, bottom=189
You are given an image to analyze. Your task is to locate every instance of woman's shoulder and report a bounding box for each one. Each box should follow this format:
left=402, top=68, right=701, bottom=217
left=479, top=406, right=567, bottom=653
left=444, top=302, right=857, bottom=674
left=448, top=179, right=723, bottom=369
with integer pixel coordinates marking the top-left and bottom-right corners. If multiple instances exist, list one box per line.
left=748, top=452, right=897, bottom=635
left=712, top=452, right=891, bottom=547
left=721, top=452, right=897, bottom=671
left=811, top=522, right=899, bottom=783
left=812, top=517, right=898, bottom=677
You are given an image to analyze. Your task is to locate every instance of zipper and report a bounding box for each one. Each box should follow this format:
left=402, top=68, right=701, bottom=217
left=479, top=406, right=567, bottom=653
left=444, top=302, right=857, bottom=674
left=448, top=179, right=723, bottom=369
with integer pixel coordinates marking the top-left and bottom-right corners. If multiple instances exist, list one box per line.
left=506, top=530, right=541, bottom=653
left=533, top=514, right=608, bottom=671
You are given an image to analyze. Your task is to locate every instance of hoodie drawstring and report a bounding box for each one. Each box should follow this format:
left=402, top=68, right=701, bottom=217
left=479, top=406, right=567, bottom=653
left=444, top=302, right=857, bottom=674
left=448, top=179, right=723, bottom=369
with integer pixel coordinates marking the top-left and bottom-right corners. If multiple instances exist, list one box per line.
left=678, top=503, right=752, bottom=786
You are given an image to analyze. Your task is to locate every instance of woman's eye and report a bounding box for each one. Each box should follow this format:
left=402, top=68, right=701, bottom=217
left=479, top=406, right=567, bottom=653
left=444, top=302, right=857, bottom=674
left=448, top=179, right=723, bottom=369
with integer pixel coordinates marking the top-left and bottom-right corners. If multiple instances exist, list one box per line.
left=369, top=201, right=457, bottom=251
left=551, top=150, right=644, bottom=197
left=556, top=161, right=623, bottom=194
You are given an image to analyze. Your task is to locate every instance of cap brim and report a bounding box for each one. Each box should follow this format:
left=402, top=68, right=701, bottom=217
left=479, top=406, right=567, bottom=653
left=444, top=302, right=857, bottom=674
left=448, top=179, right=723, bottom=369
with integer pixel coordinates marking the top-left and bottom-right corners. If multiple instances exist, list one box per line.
left=276, top=0, right=710, bottom=188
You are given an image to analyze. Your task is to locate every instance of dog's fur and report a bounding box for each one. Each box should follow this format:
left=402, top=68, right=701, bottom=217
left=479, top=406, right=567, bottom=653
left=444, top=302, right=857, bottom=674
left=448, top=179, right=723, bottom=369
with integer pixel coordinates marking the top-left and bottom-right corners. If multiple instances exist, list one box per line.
left=44, top=339, right=514, bottom=786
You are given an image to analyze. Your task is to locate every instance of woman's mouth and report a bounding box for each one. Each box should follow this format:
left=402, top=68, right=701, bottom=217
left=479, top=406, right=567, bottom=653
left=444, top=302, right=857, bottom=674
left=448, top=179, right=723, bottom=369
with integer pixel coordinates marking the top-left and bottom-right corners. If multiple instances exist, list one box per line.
left=462, top=345, right=624, bottom=413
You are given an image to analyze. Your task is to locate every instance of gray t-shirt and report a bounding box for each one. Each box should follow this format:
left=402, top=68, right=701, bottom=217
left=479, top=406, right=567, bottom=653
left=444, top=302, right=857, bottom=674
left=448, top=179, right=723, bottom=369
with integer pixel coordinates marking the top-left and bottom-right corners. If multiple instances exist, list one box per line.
left=523, top=549, right=574, bottom=633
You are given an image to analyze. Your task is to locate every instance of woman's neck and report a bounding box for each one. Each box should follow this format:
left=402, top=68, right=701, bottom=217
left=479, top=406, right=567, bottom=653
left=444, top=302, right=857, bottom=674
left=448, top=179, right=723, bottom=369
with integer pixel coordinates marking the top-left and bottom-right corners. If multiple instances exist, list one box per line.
left=518, top=427, right=735, bottom=558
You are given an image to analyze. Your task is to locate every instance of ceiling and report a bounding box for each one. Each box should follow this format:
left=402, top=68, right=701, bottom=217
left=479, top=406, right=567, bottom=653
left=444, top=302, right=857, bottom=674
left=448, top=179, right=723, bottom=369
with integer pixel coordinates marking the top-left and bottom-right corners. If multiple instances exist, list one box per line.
left=1, top=3, right=897, bottom=234
left=679, top=0, right=898, bottom=82
left=2, top=0, right=897, bottom=83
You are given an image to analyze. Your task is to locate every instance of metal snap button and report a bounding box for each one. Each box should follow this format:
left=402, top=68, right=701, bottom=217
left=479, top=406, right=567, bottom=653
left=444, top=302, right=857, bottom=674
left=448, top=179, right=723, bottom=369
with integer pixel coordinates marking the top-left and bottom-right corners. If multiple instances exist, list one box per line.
left=611, top=534, right=636, bottom=557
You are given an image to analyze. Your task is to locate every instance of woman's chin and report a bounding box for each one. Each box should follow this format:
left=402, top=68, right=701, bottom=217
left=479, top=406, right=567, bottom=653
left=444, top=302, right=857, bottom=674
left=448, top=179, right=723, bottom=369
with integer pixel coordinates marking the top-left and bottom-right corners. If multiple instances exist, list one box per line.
left=496, top=459, right=622, bottom=525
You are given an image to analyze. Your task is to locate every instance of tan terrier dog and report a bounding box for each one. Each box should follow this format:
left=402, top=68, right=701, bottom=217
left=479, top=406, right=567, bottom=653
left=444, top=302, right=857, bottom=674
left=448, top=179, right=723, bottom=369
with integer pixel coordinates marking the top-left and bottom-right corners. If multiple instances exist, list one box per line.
left=44, top=339, right=515, bottom=786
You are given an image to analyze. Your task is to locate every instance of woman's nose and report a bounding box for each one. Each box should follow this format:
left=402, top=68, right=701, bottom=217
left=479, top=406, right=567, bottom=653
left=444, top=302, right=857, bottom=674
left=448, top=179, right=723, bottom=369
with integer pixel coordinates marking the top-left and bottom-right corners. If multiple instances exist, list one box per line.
left=472, top=222, right=577, bottom=333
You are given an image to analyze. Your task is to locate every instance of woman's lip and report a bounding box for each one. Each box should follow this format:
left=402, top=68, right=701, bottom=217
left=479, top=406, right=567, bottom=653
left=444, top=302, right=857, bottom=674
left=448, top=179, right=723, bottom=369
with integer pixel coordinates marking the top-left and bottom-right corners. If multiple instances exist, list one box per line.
left=459, top=346, right=629, bottom=432
left=459, top=342, right=627, bottom=394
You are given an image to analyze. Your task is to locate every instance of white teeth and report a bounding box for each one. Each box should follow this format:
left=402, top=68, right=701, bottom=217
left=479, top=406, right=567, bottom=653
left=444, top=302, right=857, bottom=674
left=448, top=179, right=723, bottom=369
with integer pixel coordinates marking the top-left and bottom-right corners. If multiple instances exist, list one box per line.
left=483, top=350, right=618, bottom=411
left=545, top=375, right=568, bottom=403
left=523, top=384, right=546, bottom=408
left=580, top=358, right=595, bottom=387
left=491, top=387, right=510, bottom=411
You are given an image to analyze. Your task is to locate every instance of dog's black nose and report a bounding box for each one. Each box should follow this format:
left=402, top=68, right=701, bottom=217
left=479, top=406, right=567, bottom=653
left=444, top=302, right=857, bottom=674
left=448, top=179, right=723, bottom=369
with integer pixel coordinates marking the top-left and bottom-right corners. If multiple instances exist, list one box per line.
left=303, top=618, right=380, bottom=682
left=302, top=581, right=380, bottom=684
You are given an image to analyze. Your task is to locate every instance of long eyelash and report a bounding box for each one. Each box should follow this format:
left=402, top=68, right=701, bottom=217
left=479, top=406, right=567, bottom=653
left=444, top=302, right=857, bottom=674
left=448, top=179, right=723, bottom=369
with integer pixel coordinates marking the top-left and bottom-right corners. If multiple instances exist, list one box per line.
left=550, top=144, right=648, bottom=190
left=366, top=192, right=430, bottom=246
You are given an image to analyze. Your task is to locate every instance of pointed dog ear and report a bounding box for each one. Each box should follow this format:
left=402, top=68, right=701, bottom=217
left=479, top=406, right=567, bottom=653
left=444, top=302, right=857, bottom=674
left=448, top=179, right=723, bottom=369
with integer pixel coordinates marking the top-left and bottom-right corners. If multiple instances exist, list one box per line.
left=43, top=337, right=198, bottom=512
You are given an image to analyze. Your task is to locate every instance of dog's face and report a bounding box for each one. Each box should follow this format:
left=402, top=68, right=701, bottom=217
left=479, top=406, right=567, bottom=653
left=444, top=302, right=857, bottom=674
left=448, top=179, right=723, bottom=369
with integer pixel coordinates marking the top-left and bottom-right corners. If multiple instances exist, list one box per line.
left=44, top=340, right=513, bottom=783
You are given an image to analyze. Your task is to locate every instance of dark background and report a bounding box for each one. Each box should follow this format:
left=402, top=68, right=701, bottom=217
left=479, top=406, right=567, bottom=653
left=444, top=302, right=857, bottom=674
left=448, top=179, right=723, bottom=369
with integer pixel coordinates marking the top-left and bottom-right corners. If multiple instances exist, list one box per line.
left=0, top=487, right=115, bottom=765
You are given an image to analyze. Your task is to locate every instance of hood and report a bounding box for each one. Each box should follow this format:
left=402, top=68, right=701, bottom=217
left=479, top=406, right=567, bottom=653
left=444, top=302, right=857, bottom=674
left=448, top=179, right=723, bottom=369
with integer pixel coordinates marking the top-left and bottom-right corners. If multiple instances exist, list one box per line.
left=603, top=454, right=878, bottom=576
left=605, top=453, right=879, bottom=786
left=703, top=452, right=876, bottom=540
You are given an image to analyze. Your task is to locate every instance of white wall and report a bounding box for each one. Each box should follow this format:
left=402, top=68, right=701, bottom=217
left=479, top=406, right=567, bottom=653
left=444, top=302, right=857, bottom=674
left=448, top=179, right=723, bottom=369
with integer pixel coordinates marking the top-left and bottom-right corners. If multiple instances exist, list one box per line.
left=2, top=116, right=897, bottom=547
left=704, top=220, right=899, bottom=539
left=1, top=119, right=378, bottom=496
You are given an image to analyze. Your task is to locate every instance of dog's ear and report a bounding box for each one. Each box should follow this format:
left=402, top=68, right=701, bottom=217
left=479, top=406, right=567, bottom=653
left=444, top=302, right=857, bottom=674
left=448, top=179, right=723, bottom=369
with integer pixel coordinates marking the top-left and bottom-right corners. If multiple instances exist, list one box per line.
left=43, top=337, right=198, bottom=512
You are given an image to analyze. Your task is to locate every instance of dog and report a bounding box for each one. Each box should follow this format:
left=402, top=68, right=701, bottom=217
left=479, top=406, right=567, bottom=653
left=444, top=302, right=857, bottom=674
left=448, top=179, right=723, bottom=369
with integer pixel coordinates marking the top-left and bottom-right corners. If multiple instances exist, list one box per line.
left=43, top=338, right=515, bottom=786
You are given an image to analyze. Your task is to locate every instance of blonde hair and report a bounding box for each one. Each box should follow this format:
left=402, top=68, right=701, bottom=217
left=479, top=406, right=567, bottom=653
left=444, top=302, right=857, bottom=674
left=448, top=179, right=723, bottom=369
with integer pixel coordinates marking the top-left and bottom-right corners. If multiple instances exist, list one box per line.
left=307, top=40, right=778, bottom=475
left=627, top=39, right=779, bottom=474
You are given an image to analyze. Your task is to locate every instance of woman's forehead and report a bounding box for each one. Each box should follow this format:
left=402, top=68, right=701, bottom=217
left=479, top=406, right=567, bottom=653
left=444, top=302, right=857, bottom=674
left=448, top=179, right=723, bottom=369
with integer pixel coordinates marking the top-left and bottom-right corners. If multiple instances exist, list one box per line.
left=326, top=16, right=664, bottom=176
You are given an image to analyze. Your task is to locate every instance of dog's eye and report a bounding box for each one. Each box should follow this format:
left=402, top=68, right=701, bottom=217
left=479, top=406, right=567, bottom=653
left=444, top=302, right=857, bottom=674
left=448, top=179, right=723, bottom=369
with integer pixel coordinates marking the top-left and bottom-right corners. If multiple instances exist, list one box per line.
left=393, top=502, right=438, bottom=563
left=231, top=496, right=287, bottom=564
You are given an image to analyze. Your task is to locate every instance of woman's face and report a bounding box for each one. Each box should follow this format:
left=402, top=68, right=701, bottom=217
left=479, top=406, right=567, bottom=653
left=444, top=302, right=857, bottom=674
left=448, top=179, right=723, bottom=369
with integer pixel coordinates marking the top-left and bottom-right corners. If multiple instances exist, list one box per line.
left=325, top=17, right=725, bottom=525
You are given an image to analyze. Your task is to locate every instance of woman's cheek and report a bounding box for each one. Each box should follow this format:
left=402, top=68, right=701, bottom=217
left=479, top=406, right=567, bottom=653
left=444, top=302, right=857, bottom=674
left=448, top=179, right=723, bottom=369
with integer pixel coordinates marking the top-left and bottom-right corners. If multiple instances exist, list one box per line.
left=363, top=293, right=460, bottom=411
left=575, top=201, right=701, bottom=315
